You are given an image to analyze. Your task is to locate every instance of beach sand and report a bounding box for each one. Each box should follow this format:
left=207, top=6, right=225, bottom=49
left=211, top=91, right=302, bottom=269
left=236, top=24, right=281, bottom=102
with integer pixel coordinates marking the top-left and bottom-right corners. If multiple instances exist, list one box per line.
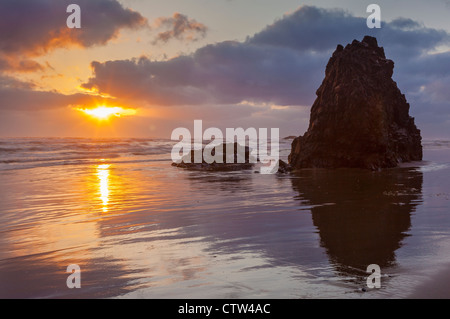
left=1, top=138, right=450, bottom=298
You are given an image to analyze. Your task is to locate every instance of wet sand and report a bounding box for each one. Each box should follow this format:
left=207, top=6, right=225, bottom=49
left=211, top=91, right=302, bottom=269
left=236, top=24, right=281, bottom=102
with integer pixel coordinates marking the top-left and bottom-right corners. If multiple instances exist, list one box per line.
left=1, top=138, right=450, bottom=298
left=408, top=264, right=450, bottom=299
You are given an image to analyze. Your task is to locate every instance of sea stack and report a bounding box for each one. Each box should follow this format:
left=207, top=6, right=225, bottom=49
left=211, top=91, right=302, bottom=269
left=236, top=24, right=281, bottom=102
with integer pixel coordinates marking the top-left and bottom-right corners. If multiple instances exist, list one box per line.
left=288, top=36, right=422, bottom=170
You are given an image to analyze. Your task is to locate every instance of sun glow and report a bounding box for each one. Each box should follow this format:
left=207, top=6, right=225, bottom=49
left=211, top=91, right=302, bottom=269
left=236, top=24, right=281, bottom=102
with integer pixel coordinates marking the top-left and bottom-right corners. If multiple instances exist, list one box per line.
left=77, top=106, right=137, bottom=120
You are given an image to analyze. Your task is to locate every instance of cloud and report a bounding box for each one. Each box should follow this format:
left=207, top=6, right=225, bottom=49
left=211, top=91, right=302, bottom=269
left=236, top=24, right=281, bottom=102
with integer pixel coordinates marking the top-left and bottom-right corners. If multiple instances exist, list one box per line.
left=81, top=44, right=327, bottom=107
left=4, top=5, right=450, bottom=138
left=0, top=57, right=46, bottom=73
left=152, top=13, right=207, bottom=44
left=0, top=75, right=117, bottom=112
left=151, top=13, right=207, bottom=44
left=0, top=0, right=147, bottom=72
left=82, top=5, right=450, bottom=117
left=389, top=17, right=422, bottom=30
left=248, top=6, right=361, bottom=52
left=247, top=6, right=449, bottom=58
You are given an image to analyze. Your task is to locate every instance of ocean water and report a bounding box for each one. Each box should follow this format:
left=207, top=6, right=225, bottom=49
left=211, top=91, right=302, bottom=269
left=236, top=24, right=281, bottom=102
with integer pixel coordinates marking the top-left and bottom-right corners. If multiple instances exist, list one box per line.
left=0, top=137, right=450, bottom=298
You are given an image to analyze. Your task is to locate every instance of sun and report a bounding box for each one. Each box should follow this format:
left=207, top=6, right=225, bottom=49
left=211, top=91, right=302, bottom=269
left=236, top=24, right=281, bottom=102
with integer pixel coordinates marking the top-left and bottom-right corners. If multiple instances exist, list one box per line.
left=77, top=106, right=137, bottom=120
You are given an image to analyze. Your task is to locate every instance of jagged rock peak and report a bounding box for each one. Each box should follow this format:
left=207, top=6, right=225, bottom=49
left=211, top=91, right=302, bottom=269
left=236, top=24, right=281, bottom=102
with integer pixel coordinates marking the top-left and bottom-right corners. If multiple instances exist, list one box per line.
left=288, top=36, right=422, bottom=170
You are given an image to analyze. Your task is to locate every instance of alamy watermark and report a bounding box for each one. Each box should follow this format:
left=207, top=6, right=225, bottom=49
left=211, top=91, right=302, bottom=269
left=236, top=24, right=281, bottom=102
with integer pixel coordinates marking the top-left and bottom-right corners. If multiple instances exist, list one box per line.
left=367, top=4, right=381, bottom=29
left=66, top=4, right=81, bottom=29
left=171, top=120, right=280, bottom=174
left=366, top=264, right=381, bottom=289
left=66, top=264, right=81, bottom=288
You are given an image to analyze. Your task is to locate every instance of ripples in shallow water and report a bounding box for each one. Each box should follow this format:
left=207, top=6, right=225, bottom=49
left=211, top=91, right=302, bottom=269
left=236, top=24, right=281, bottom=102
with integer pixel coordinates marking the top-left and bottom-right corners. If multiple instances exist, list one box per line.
left=1, top=138, right=450, bottom=298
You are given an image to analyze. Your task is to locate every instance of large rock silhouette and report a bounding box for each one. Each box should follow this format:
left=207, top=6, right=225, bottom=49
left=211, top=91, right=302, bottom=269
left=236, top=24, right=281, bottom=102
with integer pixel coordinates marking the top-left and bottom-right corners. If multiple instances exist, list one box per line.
left=289, top=36, right=422, bottom=170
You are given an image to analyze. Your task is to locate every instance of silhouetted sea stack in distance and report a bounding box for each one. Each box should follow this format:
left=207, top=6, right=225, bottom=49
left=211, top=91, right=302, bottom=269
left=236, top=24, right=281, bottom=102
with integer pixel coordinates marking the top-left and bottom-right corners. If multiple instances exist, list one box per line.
left=288, top=36, right=422, bottom=170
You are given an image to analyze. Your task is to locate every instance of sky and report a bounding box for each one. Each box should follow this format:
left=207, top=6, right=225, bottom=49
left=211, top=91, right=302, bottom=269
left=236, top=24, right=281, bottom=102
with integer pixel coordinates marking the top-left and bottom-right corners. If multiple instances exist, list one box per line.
left=0, top=0, right=450, bottom=138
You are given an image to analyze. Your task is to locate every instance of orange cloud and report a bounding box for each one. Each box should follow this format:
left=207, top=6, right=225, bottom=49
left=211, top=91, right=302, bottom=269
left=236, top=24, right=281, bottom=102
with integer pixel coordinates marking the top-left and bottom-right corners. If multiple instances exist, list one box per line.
left=0, top=0, right=148, bottom=73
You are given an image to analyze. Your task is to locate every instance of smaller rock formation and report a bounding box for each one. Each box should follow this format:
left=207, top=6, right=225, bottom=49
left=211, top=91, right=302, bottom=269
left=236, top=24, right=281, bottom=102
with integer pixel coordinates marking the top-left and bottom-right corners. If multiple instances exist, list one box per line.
left=288, top=36, right=422, bottom=170
left=171, top=142, right=255, bottom=171
left=277, top=159, right=292, bottom=174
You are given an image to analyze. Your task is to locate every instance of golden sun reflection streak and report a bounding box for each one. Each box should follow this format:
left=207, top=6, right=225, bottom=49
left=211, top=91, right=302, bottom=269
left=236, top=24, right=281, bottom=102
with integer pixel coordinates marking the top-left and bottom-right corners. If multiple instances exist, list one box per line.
left=97, top=164, right=110, bottom=212
left=77, top=106, right=137, bottom=120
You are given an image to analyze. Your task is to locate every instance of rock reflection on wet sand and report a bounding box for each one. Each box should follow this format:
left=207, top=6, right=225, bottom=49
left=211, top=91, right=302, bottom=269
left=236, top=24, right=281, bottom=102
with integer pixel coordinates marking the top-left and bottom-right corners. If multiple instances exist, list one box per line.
left=291, top=168, right=422, bottom=281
